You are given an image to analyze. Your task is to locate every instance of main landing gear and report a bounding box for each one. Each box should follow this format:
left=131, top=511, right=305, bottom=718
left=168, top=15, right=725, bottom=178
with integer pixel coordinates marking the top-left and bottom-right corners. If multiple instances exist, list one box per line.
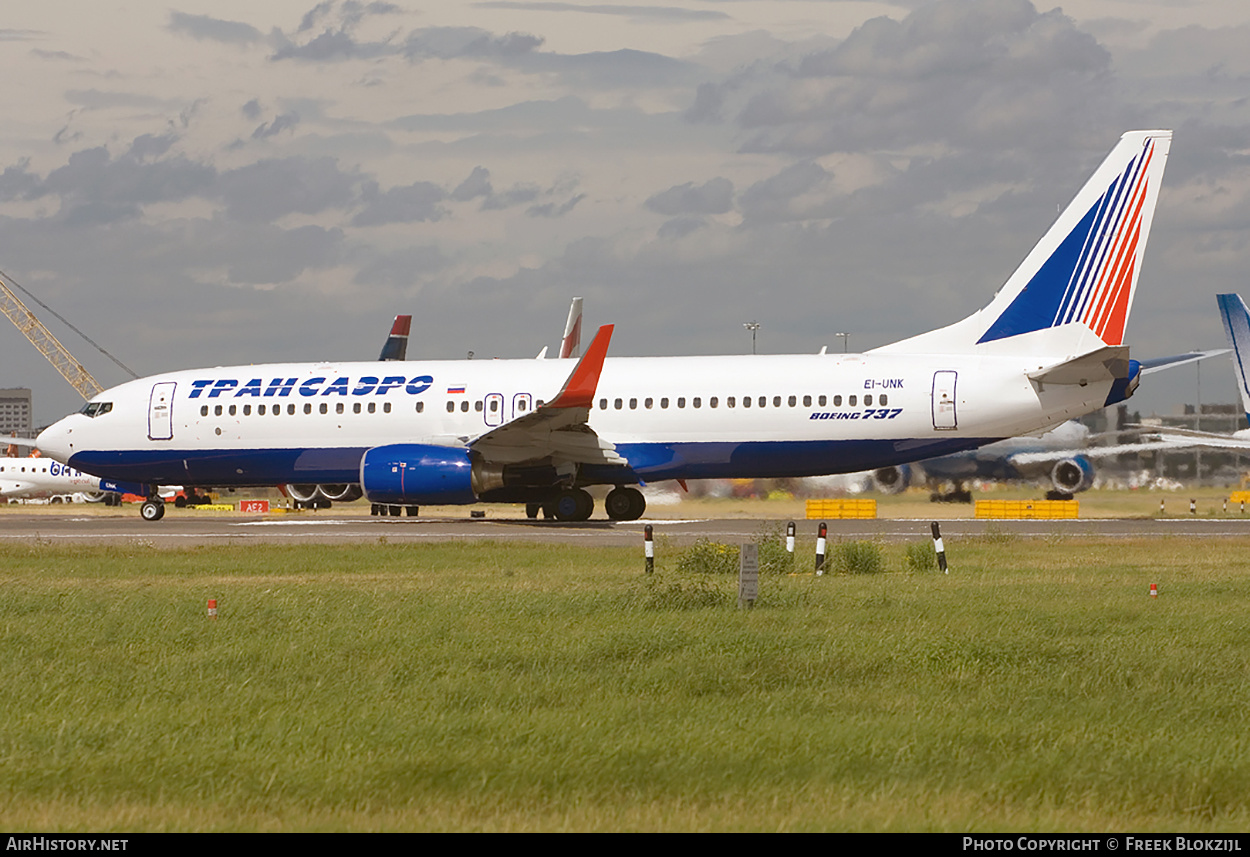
left=140, top=497, right=165, bottom=521
left=525, top=486, right=647, bottom=522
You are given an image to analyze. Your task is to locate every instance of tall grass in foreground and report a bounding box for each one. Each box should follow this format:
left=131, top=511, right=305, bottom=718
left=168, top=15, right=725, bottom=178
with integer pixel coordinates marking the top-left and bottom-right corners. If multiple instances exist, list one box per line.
left=2, top=538, right=1249, bottom=831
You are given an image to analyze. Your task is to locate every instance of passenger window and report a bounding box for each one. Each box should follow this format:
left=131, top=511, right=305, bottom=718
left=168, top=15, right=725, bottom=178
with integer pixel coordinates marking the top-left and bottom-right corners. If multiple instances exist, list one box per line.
left=803, top=395, right=811, bottom=407
left=660, top=398, right=669, bottom=409
left=353, top=403, right=361, bottom=414
left=833, top=396, right=842, bottom=407
left=460, top=401, right=469, bottom=412
left=304, top=403, right=312, bottom=414
left=727, top=397, right=735, bottom=408
left=645, top=398, right=653, bottom=409
left=490, top=399, right=499, bottom=412
left=710, top=397, right=718, bottom=408
left=384, top=402, right=392, bottom=413
left=743, top=396, right=751, bottom=408
left=243, top=405, right=251, bottom=416
left=788, top=396, right=796, bottom=407
left=229, top=405, right=237, bottom=416
left=630, top=398, right=637, bottom=410
left=865, top=395, right=873, bottom=406
left=447, top=402, right=455, bottom=413
left=320, top=403, right=328, bottom=414
left=692, top=397, right=701, bottom=408
left=818, top=395, right=826, bottom=406
left=599, top=398, right=607, bottom=410
left=677, top=397, right=686, bottom=408
left=200, top=405, right=208, bottom=416
left=849, top=395, right=857, bottom=407
left=214, top=405, right=223, bottom=416
left=259, top=405, right=266, bottom=416
left=759, top=396, right=766, bottom=408
left=880, top=394, right=888, bottom=406
left=475, top=400, right=483, bottom=412
left=337, top=403, right=345, bottom=414
left=288, top=404, right=295, bottom=415
left=615, top=398, right=623, bottom=410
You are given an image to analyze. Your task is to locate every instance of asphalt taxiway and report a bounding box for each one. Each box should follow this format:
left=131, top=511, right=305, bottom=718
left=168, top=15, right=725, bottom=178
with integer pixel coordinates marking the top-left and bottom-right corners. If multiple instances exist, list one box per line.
left=3, top=510, right=1250, bottom=548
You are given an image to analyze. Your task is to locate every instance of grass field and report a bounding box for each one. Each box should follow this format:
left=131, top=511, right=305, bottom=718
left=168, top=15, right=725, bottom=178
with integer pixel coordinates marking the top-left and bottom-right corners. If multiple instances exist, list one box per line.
left=3, top=536, right=1249, bottom=831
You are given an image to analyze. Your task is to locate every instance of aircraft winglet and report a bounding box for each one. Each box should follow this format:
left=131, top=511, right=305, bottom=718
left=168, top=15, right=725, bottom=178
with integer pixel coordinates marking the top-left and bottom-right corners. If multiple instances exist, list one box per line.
left=549, top=324, right=613, bottom=409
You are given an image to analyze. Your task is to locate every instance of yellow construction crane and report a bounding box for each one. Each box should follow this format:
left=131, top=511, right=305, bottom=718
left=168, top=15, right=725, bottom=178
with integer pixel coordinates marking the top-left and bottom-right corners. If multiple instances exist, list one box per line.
left=1, top=273, right=104, bottom=400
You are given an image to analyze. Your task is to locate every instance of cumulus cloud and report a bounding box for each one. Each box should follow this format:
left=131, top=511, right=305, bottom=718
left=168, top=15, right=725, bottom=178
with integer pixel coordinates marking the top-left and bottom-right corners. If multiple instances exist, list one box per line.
left=645, top=177, right=734, bottom=216
left=167, top=11, right=265, bottom=45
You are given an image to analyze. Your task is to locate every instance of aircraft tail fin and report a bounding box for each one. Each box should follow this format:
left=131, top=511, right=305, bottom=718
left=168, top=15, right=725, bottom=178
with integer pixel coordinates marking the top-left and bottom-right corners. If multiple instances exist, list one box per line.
left=560, top=297, right=584, bottom=359
left=1217, top=293, right=1250, bottom=420
left=874, top=130, right=1172, bottom=357
left=379, top=315, right=412, bottom=361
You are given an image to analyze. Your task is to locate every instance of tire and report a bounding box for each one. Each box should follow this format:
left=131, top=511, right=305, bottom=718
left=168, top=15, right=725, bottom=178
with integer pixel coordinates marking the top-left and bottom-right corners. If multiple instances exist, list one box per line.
left=526, top=503, right=541, bottom=519
left=605, top=487, right=645, bottom=521
left=140, top=500, right=165, bottom=522
left=553, top=489, right=593, bottom=522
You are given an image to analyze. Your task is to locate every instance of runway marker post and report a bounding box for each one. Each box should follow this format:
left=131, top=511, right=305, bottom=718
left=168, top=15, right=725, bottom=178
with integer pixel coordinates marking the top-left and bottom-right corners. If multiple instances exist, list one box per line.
left=644, top=525, right=654, bottom=574
left=207, top=599, right=217, bottom=620
left=814, top=523, right=827, bottom=575
left=1160, top=498, right=1165, bottom=515
left=786, top=521, right=795, bottom=557
left=1191, top=498, right=1197, bottom=515
left=931, top=522, right=948, bottom=574
left=1150, top=583, right=1158, bottom=598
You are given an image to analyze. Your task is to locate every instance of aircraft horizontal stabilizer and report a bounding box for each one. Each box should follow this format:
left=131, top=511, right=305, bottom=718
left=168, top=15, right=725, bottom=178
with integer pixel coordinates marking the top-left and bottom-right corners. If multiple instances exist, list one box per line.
left=1027, top=346, right=1130, bottom=387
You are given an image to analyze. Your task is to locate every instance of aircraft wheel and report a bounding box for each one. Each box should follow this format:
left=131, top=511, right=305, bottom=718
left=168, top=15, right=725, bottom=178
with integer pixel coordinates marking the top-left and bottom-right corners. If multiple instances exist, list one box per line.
left=389, top=505, right=401, bottom=516
left=140, top=500, right=165, bottom=522
left=605, top=487, right=646, bottom=521
left=406, top=505, right=419, bottom=516
left=526, top=503, right=541, bottom=519
left=553, top=488, right=593, bottom=522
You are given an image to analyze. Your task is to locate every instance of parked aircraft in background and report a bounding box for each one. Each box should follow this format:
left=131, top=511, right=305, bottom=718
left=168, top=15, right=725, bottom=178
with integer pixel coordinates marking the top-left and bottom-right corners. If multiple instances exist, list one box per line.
left=1, top=454, right=141, bottom=504
left=37, top=131, right=1175, bottom=521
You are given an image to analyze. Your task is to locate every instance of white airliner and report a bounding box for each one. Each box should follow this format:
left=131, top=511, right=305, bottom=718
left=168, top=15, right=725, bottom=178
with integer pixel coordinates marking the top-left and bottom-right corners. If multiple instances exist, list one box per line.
left=37, top=130, right=1173, bottom=522
left=0, top=455, right=138, bottom=504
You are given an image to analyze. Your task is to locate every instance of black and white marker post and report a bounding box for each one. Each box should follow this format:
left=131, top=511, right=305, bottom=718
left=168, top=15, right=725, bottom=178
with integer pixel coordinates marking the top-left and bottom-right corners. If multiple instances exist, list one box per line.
left=786, top=521, right=796, bottom=557
left=814, top=522, right=827, bottom=575
left=931, top=522, right=948, bottom=574
left=644, top=524, right=654, bottom=574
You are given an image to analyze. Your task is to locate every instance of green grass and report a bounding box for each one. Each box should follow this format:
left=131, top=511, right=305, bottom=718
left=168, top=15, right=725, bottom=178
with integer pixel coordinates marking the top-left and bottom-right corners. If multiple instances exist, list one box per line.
left=2, top=539, right=1249, bottom=831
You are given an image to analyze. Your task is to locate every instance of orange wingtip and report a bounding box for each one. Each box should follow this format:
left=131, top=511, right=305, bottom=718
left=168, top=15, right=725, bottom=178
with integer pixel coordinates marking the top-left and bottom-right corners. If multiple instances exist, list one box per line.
left=549, top=324, right=613, bottom=409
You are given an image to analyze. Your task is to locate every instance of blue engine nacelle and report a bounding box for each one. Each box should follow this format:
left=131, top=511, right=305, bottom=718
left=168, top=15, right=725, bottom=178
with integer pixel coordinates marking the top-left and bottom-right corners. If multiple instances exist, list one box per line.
left=1049, top=456, right=1095, bottom=494
left=360, top=444, right=480, bottom=505
left=871, top=464, right=912, bottom=495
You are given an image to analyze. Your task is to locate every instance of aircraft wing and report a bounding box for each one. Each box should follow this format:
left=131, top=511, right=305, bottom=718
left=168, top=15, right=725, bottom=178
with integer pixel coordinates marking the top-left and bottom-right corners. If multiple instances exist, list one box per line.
left=1008, top=434, right=1250, bottom=466
left=1139, top=349, right=1229, bottom=375
left=469, top=324, right=627, bottom=468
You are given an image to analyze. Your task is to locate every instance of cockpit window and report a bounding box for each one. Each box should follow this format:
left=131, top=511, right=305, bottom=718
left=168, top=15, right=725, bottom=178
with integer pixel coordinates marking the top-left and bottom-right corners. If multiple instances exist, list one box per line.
left=80, top=402, right=113, bottom=418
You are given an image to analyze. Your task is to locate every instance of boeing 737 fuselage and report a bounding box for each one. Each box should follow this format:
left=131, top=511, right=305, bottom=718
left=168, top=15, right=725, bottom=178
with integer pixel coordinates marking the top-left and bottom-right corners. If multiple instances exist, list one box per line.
left=36, top=131, right=1174, bottom=521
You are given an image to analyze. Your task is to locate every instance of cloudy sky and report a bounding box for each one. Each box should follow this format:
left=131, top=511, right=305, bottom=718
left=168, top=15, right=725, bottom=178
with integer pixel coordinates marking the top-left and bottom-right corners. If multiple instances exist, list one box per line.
left=2, top=0, right=1249, bottom=424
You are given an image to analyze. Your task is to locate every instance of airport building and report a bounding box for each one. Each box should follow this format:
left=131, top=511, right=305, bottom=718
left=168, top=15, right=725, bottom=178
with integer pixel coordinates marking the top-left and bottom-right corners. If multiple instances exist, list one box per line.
left=0, top=388, right=33, bottom=435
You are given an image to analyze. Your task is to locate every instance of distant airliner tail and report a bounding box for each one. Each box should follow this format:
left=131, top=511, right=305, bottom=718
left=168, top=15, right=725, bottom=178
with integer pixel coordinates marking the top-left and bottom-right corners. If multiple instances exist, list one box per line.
left=874, top=130, right=1172, bottom=357
left=1217, top=293, right=1250, bottom=420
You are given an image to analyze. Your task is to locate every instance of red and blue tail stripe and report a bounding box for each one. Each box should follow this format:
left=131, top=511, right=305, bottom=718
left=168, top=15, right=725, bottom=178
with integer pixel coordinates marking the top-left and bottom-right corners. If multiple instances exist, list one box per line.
left=978, top=135, right=1163, bottom=347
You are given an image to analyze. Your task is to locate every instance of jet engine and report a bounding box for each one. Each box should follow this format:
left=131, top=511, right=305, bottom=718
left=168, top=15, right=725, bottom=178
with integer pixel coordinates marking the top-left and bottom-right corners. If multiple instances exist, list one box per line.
left=1049, top=457, right=1095, bottom=494
left=359, top=444, right=565, bottom=505
left=871, top=464, right=913, bottom=495
left=284, top=483, right=364, bottom=505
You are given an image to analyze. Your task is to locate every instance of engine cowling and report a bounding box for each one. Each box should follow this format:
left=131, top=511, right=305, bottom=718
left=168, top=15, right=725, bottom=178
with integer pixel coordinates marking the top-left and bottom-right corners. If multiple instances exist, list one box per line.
left=871, top=464, right=912, bottom=495
left=286, top=484, right=321, bottom=503
left=318, top=483, right=363, bottom=502
left=1049, top=457, right=1095, bottom=493
left=360, top=444, right=479, bottom=505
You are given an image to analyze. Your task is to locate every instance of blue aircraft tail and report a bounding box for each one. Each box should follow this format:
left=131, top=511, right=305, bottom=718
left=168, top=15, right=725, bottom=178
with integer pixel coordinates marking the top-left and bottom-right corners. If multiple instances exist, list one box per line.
left=1217, top=293, right=1250, bottom=421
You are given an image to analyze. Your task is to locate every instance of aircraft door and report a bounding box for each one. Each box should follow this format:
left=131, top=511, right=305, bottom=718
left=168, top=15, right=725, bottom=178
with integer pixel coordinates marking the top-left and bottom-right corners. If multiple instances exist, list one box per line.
left=148, top=381, right=176, bottom=441
left=512, top=393, right=533, bottom=420
left=931, top=371, right=957, bottom=430
left=484, top=393, right=504, bottom=427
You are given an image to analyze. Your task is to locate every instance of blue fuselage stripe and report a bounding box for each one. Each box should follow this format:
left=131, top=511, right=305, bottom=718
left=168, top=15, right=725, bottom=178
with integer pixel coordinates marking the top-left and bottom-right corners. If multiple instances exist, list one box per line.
left=68, top=437, right=1001, bottom=488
